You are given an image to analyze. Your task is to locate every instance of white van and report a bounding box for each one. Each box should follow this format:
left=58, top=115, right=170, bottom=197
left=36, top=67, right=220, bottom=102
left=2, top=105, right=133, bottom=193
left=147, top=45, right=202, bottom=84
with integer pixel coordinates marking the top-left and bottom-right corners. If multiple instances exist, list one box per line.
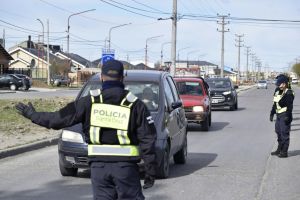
left=292, top=78, right=299, bottom=84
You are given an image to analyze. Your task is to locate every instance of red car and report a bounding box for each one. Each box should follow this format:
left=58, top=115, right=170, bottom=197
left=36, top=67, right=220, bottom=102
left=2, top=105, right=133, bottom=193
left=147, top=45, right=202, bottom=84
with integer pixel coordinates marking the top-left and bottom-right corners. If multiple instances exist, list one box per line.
left=174, top=77, right=211, bottom=131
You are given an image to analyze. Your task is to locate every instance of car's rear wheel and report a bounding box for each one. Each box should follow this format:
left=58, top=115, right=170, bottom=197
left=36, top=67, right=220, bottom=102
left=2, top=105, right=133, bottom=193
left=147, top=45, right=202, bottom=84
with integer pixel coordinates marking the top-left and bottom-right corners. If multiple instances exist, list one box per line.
left=59, top=155, right=78, bottom=176
left=173, top=133, right=187, bottom=164
left=201, top=116, right=209, bottom=131
left=10, top=84, right=17, bottom=91
left=156, top=142, right=170, bottom=178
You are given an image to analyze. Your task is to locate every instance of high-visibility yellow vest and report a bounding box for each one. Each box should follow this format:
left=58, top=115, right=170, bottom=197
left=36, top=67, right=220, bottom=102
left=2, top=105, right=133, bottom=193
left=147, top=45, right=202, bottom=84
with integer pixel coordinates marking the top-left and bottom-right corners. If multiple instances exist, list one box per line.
left=88, top=89, right=139, bottom=157
left=273, top=88, right=293, bottom=114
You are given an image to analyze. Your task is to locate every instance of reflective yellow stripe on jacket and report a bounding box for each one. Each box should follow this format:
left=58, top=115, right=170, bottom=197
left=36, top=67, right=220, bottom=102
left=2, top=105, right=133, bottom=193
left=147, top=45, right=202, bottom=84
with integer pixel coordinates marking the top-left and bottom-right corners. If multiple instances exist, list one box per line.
left=273, top=89, right=287, bottom=114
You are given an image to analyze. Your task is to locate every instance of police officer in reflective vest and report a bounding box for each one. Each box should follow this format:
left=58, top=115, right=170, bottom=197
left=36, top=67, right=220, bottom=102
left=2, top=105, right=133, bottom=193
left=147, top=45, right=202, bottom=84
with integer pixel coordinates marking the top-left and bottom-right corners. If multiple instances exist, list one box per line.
left=16, top=60, right=157, bottom=199
left=270, top=75, right=294, bottom=158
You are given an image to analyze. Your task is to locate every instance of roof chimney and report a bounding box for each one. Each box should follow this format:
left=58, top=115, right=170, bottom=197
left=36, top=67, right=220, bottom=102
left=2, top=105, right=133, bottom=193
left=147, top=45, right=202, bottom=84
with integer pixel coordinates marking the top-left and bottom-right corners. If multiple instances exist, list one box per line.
left=27, top=35, right=32, bottom=48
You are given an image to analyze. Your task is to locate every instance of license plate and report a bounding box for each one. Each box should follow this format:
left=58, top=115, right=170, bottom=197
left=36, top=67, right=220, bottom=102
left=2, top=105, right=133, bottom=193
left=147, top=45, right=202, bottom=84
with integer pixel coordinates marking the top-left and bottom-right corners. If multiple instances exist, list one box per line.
left=212, top=99, right=218, bottom=103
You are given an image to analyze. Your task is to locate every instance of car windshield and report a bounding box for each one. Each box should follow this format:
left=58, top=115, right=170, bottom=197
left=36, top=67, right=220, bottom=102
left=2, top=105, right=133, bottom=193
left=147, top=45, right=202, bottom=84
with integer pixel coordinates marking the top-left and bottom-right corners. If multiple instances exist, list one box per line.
left=258, top=80, right=267, bottom=83
left=176, top=81, right=203, bottom=96
left=206, top=79, right=231, bottom=89
left=80, top=81, right=159, bottom=111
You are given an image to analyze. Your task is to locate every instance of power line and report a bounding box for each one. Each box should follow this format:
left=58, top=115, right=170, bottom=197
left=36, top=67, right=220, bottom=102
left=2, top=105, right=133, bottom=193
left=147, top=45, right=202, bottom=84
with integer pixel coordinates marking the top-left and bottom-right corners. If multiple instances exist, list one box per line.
left=39, top=0, right=118, bottom=25
left=130, top=0, right=165, bottom=13
left=106, top=0, right=168, bottom=14
left=98, top=0, right=159, bottom=19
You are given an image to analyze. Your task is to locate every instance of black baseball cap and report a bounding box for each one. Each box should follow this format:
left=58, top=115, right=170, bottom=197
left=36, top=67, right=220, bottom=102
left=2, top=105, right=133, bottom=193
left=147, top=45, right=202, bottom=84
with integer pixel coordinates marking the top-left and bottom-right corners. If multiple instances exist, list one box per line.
left=101, top=60, right=124, bottom=78
left=276, top=75, right=289, bottom=86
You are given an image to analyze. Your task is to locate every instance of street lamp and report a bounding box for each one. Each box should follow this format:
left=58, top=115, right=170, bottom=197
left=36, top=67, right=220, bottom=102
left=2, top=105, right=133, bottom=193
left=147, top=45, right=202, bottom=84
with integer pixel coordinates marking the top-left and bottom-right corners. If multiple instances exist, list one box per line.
left=186, top=50, right=201, bottom=68
left=36, top=19, right=44, bottom=44
left=108, top=23, right=131, bottom=51
left=161, top=42, right=171, bottom=67
left=145, top=35, right=163, bottom=68
left=67, top=9, right=96, bottom=53
left=177, top=46, right=190, bottom=63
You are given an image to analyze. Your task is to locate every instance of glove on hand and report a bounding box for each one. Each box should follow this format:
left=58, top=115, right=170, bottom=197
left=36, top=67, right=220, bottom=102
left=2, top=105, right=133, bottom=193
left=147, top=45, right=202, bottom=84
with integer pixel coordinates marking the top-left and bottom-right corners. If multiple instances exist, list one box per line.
left=143, top=174, right=155, bottom=189
left=15, top=102, right=36, bottom=119
left=269, top=114, right=274, bottom=122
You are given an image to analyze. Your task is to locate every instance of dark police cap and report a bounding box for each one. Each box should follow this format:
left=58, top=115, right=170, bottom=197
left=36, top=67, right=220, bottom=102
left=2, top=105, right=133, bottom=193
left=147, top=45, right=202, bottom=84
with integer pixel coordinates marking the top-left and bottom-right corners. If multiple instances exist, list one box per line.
left=276, top=75, right=289, bottom=86
left=102, top=60, right=124, bottom=78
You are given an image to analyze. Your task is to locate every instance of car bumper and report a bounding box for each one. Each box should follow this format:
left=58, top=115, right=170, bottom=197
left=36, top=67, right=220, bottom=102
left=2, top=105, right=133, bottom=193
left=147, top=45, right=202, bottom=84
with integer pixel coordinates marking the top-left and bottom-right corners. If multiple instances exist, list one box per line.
left=211, top=96, right=235, bottom=107
left=185, top=111, right=208, bottom=123
left=58, top=138, right=167, bottom=169
left=257, top=85, right=267, bottom=89
left=58, top=139, right=89, bottom=168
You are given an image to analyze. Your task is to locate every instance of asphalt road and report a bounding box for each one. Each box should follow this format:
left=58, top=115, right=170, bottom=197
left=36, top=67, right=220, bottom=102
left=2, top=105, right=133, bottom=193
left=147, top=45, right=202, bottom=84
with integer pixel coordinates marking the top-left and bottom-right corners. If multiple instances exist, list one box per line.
left=0, top=88, right=80, bottom=99
left=0, top=85, right=300, bottom=200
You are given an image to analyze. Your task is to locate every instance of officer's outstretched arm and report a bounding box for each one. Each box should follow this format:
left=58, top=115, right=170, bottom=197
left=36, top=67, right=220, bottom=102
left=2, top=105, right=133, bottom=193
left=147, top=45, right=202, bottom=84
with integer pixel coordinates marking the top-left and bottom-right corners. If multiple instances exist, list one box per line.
left=26, top=97, right=87, bottom=130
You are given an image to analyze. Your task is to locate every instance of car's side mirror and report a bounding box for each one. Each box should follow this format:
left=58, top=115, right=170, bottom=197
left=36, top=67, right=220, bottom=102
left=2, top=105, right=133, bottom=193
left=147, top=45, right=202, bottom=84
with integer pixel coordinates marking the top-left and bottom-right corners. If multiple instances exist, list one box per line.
left=171, top=101, right=182, bottom=109
left=234, top=85, right=239, bottom=89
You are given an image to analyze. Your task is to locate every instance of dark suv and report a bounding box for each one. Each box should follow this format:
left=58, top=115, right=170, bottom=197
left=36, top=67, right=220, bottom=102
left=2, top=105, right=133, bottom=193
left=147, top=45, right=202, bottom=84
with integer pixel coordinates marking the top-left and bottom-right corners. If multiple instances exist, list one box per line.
left=58, top=70, right=188, bottom=178
left=205, top=77, right=238, bottom=111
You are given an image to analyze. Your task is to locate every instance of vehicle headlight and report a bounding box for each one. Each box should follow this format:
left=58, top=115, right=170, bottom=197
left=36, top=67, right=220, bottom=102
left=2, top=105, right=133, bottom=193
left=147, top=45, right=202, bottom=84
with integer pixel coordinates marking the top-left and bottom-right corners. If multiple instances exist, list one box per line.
left=62, top=130, right=84, bottom=143
left=223, top=91, right=231, bottom=95
left=193, top=106, right=204, bottom=112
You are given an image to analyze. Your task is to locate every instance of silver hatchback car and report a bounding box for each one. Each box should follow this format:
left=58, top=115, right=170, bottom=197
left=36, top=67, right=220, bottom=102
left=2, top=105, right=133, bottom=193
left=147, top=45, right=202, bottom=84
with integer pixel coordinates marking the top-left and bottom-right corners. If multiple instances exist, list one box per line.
left=257, top=80, right=268, bottom=89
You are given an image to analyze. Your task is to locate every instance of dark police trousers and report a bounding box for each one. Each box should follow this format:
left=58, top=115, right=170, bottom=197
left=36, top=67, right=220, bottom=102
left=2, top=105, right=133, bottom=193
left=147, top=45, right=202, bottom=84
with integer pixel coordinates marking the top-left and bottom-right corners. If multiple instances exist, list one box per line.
left=91, top=162, right=145, bottom=200
left=275, top=112, right=291, bottom=153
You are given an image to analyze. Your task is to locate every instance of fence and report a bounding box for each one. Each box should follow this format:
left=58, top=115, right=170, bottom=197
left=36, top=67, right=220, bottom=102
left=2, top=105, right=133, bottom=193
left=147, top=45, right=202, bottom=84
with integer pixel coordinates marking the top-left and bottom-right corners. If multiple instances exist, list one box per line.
left=2, top=68, right=48, bottom=82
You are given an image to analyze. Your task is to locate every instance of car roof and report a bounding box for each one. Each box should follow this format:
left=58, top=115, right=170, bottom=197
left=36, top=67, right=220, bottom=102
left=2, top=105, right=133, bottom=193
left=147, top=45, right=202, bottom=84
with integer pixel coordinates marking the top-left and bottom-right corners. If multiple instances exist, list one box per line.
left=174, top=77, right=204, bottom=83
left=205, top=77, right=231, bottom=81
left=89, top=70, right=168, bottom=82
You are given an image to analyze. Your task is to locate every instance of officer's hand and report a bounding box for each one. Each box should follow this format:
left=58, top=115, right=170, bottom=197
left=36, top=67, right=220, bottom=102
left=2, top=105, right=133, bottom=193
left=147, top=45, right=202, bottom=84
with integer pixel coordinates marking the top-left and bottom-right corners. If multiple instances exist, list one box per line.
left=15, top=102, right=36, bottom=119
left=269, top=114, right=274, bottom=122
left=284, top=116, right=290, bottom=125
left=143, top=174, right=155, bottom=189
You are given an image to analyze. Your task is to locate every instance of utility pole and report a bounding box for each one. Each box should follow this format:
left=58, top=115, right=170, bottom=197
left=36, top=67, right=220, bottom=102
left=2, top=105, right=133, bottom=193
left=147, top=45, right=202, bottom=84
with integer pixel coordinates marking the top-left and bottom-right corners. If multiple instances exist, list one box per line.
left=217, top=14, right=230, bottom=78
left=245, top=46, right=251, bottom=81
left=2, top=29, right=5, bottom=48
left=47, top=19, right=50, bottom=85
left=170, top=0, right=177, bottom=76
left=235, top=34, right=244, bottom=84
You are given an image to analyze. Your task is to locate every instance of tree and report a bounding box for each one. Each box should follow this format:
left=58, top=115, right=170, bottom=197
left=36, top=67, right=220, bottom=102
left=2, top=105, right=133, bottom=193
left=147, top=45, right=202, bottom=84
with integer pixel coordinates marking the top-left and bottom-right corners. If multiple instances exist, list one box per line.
left=292, top=63, right=300, bottom=77
left=51, top=59, right=70, bottom=76
left=154, top=61, right=161, bottom=69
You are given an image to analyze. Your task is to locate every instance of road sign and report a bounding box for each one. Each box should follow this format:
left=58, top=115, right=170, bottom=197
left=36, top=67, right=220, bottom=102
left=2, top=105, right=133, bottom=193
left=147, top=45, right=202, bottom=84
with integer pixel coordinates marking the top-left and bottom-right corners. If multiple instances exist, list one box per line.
left=102, top=49, right=115, bottom=64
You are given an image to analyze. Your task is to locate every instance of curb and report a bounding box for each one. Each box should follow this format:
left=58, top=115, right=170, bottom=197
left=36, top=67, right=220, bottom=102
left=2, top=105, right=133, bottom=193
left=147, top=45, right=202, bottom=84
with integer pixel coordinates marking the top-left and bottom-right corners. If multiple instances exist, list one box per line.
left=0, top=137, right=59, bottom=159
left=0, top=91, right=16, bottom=94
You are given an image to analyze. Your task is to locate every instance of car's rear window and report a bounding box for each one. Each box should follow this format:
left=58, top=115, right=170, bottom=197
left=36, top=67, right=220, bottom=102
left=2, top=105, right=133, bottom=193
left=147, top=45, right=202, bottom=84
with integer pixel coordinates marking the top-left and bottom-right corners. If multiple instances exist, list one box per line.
left=176, top=81, right=203, bottom=96
left=206, top=79, right=231, bottom=89
left=79, top=81, right=159, bottom=111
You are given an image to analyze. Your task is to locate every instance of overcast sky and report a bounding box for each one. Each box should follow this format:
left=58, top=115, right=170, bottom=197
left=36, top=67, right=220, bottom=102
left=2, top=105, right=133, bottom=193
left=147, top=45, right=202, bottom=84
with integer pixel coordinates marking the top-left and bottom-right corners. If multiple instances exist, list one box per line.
left=2, top=0, right=300, bottom=71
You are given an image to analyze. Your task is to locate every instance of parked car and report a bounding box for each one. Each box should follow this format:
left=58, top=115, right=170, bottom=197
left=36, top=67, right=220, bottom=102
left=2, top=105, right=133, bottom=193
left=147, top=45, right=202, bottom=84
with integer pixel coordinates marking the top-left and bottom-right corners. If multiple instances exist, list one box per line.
left=257, top=80, right=268, bottom=89
left=50, top=75, right=70, bottom=86
left=205, top=77, right=238, bottom=111
left=174, top=77, right=211, bottom=131
left=0, top=74, right=24, bottom=90
left=13, top=74, right=32, bottom=90
left=291, top=78, right=299, bottom=85
left=58, top=70, right=188, bottom=178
